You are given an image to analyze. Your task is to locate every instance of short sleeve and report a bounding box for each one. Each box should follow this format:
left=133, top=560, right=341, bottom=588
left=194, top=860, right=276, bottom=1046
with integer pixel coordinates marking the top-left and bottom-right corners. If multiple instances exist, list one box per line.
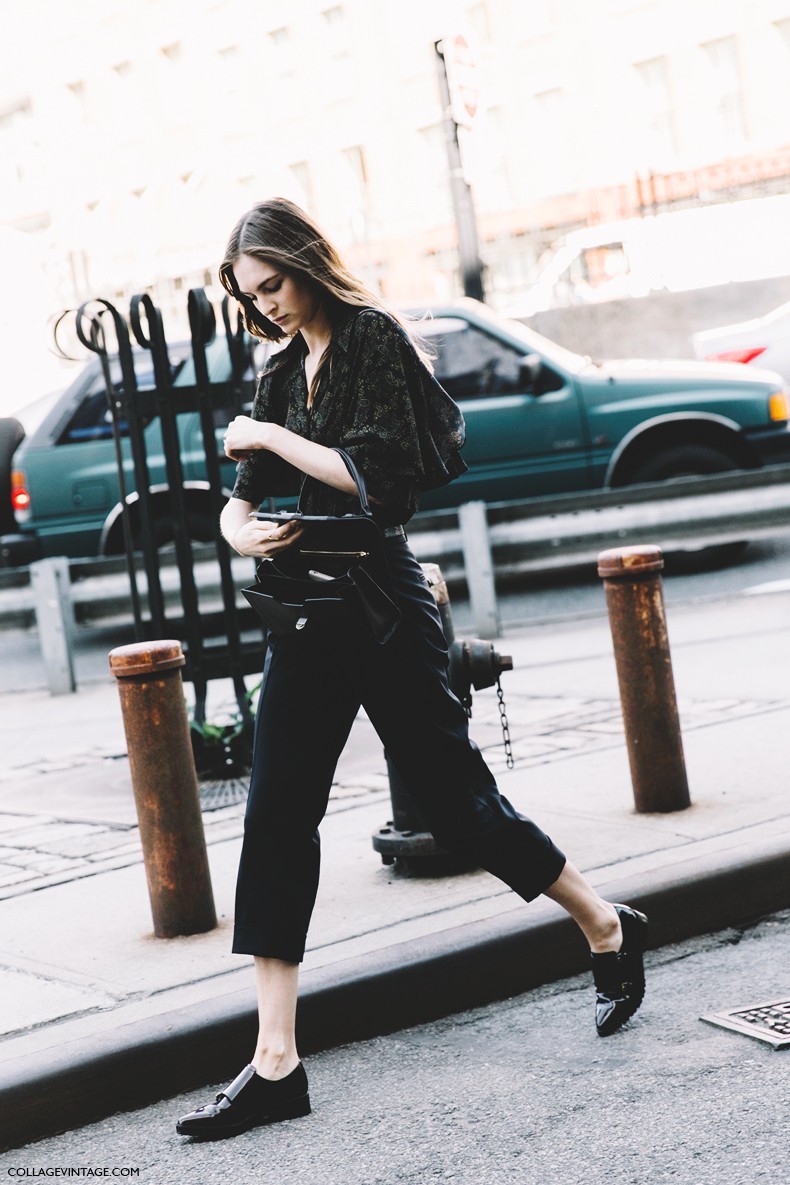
left=230, top=366, right=302, bottom=506
left=335, top=311, right=466, bottom=507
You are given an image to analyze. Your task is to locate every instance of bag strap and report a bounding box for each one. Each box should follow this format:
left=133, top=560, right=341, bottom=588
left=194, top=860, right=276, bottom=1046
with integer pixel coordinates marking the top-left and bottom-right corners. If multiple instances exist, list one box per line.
left=296, top=446, right=373, bottom=517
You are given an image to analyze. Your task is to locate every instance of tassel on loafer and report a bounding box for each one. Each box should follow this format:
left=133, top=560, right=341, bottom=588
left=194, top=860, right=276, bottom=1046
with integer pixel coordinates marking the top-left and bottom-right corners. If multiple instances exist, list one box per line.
left=591, top=903, right=648, bottom=1037
left=176, top=1062, right=311, bottom=1140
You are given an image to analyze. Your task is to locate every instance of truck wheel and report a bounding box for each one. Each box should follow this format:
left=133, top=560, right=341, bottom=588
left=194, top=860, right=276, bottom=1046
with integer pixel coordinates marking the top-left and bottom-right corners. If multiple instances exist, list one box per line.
left=148, top=512, right=214, bottom=550
left=632, top=443, right=740, bottom=483
left=630, top=444, right=749, bottom=569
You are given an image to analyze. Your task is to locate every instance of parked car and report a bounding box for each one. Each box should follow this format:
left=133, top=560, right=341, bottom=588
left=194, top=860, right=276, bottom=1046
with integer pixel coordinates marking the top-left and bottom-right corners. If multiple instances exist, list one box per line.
left=412, top=300, right=790, bottom=510
left=690, top=300, right=790, bottom=387
left=3, top=297, right=790, bottom=567
left=503, top=194, right=790, bottom=317
left=0, top=332, right=260, bottom=566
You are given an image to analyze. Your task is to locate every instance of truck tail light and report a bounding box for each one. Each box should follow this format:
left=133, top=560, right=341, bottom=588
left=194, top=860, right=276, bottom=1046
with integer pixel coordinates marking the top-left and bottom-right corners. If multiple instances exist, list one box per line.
left=705, top=347, right=767, bottom=365
left=10, top=470, right=31, bottom=514
left=769, top=392, right=789, bottom=423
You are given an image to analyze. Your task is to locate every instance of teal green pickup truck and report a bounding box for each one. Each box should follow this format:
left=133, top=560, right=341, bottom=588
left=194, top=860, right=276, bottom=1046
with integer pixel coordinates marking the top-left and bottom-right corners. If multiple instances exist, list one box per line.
left=3, top=298, right=790, bottom=566
left=1, top=334, right=255, bottom=565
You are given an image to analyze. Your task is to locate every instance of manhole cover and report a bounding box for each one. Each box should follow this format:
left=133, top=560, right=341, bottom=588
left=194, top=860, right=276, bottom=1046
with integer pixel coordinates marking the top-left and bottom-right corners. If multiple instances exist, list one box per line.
left=701, top=998, right=790, bottom=1049
left=199, top=778, right=249, bottom=812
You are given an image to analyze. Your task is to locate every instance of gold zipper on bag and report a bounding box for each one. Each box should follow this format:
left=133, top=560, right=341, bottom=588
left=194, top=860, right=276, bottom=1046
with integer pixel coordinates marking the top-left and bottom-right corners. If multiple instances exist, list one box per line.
left=300, top=549, right=370, bottom=558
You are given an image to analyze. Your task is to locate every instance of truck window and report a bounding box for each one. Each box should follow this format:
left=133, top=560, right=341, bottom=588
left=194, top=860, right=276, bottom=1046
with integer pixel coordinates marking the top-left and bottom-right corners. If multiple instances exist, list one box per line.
left=59, top=370, right=133, bottom=444
left=581, top=242, right=628, bottom=288
left=423, top=318, right=525, bottom=400
left=57, top=352, right=189, bottom=444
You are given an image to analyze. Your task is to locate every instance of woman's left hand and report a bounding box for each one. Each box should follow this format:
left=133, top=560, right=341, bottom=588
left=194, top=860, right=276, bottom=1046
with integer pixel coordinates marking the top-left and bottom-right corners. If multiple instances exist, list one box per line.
left=231, top=517, right=305, bottom=558
left=223, top=416, right=272, bottom=461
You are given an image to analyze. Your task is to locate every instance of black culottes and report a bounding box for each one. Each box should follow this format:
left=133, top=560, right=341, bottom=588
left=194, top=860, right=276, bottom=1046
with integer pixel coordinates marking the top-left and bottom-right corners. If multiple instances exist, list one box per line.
left=232, top=537, right=566, bottom=962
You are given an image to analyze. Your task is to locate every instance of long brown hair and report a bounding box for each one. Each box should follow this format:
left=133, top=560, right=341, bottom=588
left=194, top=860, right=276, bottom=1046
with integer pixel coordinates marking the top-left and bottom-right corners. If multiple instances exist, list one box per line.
left=219, top=197, right=432, bottom=403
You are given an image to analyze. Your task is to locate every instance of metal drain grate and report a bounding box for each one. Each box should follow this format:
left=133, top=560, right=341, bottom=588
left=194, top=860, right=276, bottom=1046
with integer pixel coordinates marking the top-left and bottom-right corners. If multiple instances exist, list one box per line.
left=198, top=778, right=249, bottom=812
left=701, top=998, right=790, bottom=1049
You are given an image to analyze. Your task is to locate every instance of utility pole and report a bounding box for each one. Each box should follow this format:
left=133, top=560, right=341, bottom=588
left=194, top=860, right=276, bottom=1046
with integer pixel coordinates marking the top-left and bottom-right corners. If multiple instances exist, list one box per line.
left=434, top=34, right=486, bottom=302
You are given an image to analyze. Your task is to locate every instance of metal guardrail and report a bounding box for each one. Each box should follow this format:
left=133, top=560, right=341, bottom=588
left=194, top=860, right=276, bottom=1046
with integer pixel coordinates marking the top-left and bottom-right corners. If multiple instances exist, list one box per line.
left=407, top=463, right=790, bottom=633
left=7, top=461, right=790, bottom=688
left=413, top=461, right=790, bottom=561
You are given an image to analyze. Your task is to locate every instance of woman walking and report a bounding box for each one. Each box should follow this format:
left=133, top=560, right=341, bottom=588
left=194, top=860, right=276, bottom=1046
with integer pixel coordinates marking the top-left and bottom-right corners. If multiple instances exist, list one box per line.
left=175, top=198, right=648, bottom=1140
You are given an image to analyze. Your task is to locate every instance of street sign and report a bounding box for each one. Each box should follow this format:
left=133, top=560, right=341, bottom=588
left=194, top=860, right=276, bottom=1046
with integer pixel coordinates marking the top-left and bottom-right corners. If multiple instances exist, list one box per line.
left=443, top=32, right=479, bottom=128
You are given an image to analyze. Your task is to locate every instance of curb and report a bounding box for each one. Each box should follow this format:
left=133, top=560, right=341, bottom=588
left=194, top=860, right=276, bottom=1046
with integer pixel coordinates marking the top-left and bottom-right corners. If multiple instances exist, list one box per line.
left=3, top=830, right=790, bottom=1152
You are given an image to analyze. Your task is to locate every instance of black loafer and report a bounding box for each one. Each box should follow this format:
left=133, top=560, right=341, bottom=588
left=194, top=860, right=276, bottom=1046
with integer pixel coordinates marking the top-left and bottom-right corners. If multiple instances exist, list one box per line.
left=176, top=1062, right=310, bottom=1140
left=591, top=904, right=648, bottom=1037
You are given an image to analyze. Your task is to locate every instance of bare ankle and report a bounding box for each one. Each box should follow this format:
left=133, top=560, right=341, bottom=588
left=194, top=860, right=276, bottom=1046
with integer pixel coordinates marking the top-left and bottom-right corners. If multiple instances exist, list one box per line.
left=252, top=1046, right=300, bottom=1080
left=588, top=904, right=622, bottom=954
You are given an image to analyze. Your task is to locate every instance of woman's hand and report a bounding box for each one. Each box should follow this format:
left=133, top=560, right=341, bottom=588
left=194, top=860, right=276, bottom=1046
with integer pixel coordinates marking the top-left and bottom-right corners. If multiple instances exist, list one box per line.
left=231, top=517, right=305, bottom=558
left=223, top=415, right=274, bottom=461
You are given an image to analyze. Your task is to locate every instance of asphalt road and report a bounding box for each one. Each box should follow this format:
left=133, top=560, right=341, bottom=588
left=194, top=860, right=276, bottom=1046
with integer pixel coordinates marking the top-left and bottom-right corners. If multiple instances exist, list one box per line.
left=5, top=527, right=790, bottom=695
left=2, top=910, right=788, bottom=1185
left=463, top=529, right=790, bottom=635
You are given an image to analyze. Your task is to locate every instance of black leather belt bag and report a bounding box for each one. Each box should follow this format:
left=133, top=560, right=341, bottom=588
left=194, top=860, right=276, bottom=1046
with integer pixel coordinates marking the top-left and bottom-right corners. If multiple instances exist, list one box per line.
left=242, top=448, right=402, bottom=645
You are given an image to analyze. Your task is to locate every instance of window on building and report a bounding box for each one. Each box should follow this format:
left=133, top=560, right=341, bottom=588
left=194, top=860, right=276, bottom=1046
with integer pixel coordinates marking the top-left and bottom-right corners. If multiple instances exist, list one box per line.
left=289, top=161, right=315, bottom=211
left=269, top=26, right=293, bottom=75
left=532, top=88, right=577, bottom=194
left=702, top=35, right=747, bottom=148
left=468, top=107, right=512, bottom=211
left=340, top=146, right=369, bottom=238
left=217, top=43, right=242, bottom=100
left=634, top=56, right=677, bottom=165
left=0, top=98, right=32, bottom=187
left=322, top=6, right=349, bottom=58
left=467, top=3, right=492, bottom=45
left=775, top=17, right=790, bottom=54
left=0, top=97, right=32, bottom=132
left=482, top=232, right=541, bottom=305
left=342, top=146, right=368, bottom=192
left=418, top=124, right=454, bottom=226
left=66, top=80, right=88, bottom=118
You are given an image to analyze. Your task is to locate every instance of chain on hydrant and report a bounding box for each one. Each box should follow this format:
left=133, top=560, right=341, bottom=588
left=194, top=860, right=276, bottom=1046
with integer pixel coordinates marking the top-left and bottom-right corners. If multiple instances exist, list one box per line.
left=372, top=563, right=514, bottom=872
left=496, top=677, right=514, bottom=769
left=109, top=639, right=217, bottom=937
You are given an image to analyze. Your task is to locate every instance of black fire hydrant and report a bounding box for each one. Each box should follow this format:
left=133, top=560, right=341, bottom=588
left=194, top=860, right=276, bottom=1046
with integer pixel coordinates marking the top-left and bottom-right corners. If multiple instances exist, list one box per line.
left=372, top=563, right=513, bottom=874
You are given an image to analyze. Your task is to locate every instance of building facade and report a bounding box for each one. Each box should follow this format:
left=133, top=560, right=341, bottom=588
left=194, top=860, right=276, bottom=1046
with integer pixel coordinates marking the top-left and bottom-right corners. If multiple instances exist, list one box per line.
left=3, top=0, right=790, bottom=344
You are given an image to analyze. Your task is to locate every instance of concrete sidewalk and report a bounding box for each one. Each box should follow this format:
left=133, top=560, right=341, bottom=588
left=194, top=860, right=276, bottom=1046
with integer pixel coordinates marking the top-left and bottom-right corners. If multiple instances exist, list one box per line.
left=2, top=586, right=790, bottom=1151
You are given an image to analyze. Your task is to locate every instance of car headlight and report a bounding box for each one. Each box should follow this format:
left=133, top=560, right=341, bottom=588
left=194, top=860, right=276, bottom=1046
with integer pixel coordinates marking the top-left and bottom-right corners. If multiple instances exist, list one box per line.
left=769, top=391, right=789, bottom=423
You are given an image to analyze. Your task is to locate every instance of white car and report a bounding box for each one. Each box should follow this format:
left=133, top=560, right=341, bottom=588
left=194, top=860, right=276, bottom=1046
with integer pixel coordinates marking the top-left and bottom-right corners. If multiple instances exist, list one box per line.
left=691, top=300, right=790, bottom=385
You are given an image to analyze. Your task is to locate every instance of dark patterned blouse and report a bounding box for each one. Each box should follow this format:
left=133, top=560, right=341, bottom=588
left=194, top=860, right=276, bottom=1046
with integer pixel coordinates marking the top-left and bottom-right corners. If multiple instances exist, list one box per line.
left=231, top=307, right=467, bottom=525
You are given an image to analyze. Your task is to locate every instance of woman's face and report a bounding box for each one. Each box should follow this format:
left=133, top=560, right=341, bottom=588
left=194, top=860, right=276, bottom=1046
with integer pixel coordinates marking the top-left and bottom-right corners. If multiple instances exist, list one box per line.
left=232, top=253, right=321, bottom=336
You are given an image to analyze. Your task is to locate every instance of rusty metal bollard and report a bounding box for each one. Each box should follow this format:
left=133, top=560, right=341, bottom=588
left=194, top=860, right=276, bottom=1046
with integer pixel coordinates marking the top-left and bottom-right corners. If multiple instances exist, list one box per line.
left=109, top=639, right=217, bottom=937
left=372, top=563, right=514, bottom=872
left=597, top=545, right=691, bottom=813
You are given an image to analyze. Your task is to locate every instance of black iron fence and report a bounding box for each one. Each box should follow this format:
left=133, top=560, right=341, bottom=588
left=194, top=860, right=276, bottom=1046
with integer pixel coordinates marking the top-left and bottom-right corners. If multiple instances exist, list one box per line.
left=73, top=288, right=264, bottom=756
